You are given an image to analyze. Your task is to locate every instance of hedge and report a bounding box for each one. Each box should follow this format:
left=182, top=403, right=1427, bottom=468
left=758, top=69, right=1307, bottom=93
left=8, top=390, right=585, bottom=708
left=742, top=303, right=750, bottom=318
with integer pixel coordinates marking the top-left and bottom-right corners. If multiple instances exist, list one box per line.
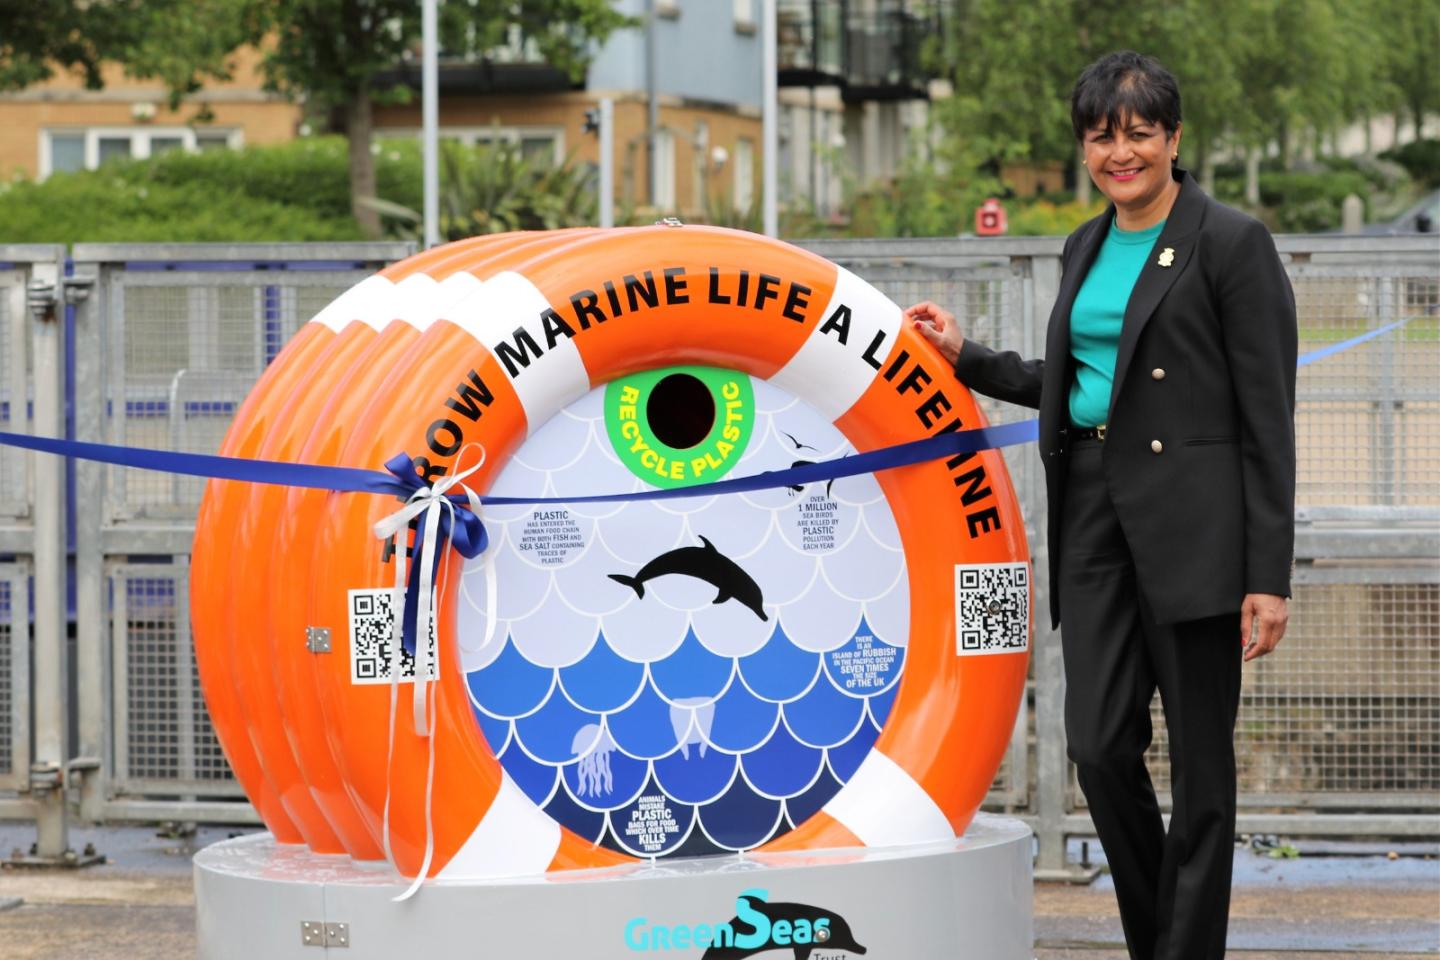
left=0, top=136, right=428, bottom=244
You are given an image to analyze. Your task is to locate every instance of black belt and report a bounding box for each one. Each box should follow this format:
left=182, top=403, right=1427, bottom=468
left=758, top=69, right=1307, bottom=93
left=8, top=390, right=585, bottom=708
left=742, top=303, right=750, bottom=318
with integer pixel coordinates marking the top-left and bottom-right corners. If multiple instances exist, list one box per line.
left=1070, top=425, right=1107, bottom=442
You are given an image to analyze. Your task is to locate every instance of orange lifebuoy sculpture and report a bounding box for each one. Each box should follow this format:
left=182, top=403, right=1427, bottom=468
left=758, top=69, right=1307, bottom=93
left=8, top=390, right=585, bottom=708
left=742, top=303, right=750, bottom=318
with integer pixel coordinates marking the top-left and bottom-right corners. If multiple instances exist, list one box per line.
left=191, top=226, right=1031, bottom=882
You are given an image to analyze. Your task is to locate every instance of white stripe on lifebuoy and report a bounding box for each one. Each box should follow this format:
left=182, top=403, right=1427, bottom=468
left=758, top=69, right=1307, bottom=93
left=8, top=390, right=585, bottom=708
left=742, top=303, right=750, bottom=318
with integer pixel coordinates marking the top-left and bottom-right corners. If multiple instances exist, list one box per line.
left=435, top=772, right=561, bottom=880
left=310, top=275, right=396, bottom=332
left=448, top=271, right=590, bottom=435
left=415, top=272, right=485, bottom=330
left=770, top=265, right=902, bottom=423
left=821, top=749, right=954, bottom=847
left=377, top=274, right=440, bottom=329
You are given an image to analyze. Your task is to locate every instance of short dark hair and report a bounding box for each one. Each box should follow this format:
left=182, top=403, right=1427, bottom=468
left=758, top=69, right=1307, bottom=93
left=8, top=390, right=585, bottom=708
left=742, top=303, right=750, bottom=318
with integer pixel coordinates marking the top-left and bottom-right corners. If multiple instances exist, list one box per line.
left=1070, top=51, right=1182, bottom=142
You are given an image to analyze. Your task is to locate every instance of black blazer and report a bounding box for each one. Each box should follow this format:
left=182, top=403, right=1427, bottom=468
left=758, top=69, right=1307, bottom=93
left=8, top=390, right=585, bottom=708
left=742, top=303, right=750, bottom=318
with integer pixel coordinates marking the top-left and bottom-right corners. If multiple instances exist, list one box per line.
left=955, top=170, right=1297, bottom=627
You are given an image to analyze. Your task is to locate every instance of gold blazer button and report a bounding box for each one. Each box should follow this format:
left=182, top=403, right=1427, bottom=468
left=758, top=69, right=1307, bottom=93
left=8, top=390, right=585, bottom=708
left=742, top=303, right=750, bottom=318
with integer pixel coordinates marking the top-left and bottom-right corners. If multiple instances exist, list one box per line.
left=1151, top=439, right=1164, bottom=454
left=1151, top=367, right=1166, bottom=380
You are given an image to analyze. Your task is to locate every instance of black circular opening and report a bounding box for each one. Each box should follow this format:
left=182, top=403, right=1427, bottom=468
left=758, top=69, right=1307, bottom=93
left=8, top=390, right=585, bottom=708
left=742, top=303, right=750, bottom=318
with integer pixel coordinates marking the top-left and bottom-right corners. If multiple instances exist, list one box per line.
left=646, top=373, right=715, bottom=450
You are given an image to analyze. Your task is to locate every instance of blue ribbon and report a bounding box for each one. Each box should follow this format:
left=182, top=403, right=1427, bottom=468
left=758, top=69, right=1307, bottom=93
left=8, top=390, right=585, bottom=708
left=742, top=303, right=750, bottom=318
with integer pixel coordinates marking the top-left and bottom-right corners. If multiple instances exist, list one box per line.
left=0, top=419, right=1040, bottom=508
left=0, top=313, right=1407, bottom=654
left=482, top=419, right=1040, bottom=506
left=382, top=453, right=490, bottom=654
left=1295, top=318, right=1411, bottom=367
left=0, top=430, right=409, bottom=497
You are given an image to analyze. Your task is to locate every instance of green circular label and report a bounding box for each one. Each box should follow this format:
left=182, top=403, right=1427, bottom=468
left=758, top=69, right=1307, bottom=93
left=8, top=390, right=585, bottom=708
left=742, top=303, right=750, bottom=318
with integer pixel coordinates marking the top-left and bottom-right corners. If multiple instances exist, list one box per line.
left=604, top=366, right=755, bottom=489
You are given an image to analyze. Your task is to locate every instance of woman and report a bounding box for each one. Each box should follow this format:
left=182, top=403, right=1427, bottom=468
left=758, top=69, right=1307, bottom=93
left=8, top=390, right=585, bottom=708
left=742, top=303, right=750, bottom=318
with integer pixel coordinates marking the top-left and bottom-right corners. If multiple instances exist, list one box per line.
left=906, top=51, right=1296, bottom=959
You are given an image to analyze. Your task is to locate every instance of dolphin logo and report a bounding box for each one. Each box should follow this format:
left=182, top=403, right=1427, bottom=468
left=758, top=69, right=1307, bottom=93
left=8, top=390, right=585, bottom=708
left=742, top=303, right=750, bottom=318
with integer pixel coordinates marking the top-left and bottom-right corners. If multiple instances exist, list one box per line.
left=608, top=536, right=768, bottom=621
left=701, top=893, right=868, bottom=959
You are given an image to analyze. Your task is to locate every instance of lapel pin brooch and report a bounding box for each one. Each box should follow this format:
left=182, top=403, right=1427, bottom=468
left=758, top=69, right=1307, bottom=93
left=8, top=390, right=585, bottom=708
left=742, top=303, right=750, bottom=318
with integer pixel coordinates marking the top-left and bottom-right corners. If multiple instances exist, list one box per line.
left=1158, top=247, right=1176, bottom=268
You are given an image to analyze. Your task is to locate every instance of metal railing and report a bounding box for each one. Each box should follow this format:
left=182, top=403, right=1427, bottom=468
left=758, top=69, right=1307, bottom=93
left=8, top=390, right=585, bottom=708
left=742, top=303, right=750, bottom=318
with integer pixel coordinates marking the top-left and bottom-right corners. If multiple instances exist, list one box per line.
left=0, top=236, right=1435, bottom=875
left=0, top=246, right=65, bottom=847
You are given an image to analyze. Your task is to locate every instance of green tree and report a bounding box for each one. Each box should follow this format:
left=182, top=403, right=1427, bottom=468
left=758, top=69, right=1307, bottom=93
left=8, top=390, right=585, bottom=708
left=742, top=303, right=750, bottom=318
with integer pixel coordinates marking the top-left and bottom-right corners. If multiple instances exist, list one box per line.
left=0, top=1, right=250, bottom=97
left=0, top=2, right=117, bottom=90
left=1229, top=0, right=1356, bottom=167
left=1376, top=0, right=1440, bottom=139
left=254, top=0, right=629, bottom=236
left=928, top=0, right=1400, bottom=202
left=933, top=0, right=1079, bottom=170
left=931, top=0, right=1253, bottom=190
left=1327, top=1, right=1390, bottom=154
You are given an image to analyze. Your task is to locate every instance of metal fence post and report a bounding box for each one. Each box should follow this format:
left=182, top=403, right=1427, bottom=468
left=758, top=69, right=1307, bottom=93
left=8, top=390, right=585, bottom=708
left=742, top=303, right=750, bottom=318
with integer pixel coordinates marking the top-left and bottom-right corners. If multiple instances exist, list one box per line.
left=1374, top=276, right=1398, bottom=506
left=0, top=247, right=65, bottom=829
left=68, top=262, right=107, bottom=823
left=1025, top=253, right=1087, bottom=880
left=26, top=261, right=69, bottom=860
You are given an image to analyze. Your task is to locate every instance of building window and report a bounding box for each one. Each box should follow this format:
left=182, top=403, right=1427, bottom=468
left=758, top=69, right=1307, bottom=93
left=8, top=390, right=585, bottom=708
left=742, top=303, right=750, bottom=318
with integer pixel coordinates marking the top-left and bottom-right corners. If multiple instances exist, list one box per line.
left=48, top=135, right=85, bottom=174
left=377, top=126, right=565, bottom=167
left=40, top=127, right=242, bottom=177
left=734, top=137, right=754, bottom=215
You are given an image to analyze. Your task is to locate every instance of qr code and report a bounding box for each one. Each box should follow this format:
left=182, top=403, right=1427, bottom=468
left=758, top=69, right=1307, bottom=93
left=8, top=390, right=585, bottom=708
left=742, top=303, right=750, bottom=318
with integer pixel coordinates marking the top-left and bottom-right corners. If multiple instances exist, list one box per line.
left=955, top=562, right=1030, bottom=656
left=348, top=588, right=437, bottom=685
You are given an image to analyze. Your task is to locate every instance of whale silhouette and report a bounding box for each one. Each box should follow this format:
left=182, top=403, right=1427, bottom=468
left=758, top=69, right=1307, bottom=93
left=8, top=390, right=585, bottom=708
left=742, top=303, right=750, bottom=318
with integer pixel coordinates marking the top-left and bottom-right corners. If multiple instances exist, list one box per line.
left=608, top=536, right=768, bottom=621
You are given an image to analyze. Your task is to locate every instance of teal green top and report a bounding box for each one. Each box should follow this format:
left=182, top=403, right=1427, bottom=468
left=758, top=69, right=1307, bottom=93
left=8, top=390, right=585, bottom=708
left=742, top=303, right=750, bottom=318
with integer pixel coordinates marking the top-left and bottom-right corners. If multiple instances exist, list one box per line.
left=1067, top=218, right=1166, bottom=427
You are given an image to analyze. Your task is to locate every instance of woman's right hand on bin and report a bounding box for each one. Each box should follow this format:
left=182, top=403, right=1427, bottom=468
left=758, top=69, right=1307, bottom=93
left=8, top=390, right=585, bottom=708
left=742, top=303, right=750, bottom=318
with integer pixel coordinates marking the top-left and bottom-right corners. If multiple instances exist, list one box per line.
left=902, top=301, right=964, bottom=366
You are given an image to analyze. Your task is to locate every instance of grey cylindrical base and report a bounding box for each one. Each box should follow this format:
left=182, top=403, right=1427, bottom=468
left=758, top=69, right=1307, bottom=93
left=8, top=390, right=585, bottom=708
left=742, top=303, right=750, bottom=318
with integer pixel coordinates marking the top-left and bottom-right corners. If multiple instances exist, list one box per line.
left=194, top=814, right=1032, bottom=959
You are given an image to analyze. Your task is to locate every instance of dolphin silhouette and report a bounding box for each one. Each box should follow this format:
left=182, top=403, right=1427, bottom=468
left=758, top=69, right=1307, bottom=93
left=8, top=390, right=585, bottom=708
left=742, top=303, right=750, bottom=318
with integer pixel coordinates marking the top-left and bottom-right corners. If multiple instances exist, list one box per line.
left=608, top=536, right=768, bottom=621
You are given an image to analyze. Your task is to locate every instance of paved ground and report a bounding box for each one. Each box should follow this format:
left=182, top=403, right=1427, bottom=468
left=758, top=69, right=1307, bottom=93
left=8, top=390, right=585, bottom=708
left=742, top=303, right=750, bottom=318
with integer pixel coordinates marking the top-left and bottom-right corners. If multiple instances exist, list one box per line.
left=1033, top=838, right=1440, bottom=959
left=0, top=825, right=1434, bottom=958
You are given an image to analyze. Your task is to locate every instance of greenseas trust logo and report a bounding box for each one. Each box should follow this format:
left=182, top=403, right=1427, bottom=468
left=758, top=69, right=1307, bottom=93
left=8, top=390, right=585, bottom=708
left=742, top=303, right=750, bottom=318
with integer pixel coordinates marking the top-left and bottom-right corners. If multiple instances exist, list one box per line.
left=624, top=888, right=867, bottom=957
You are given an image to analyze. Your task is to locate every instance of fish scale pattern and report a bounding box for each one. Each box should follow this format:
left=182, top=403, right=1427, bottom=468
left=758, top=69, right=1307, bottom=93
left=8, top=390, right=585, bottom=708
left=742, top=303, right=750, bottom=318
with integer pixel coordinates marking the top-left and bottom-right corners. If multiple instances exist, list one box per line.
left=459, top=374, right=909, bottom=858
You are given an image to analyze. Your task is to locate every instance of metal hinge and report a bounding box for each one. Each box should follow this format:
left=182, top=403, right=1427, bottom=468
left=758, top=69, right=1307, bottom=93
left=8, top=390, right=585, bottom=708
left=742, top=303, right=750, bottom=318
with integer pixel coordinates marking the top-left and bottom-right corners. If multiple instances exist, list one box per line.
left=26, top=273, right=93, bottom=320
left=62, top=276, right=94, bottom=304
left=301, top=921, right=349, bottom=948
left=28, top=761, right=62, bottom=793
left=26, top=278, right=56, bottom=322
left=305, top=627, right=332, bottom=654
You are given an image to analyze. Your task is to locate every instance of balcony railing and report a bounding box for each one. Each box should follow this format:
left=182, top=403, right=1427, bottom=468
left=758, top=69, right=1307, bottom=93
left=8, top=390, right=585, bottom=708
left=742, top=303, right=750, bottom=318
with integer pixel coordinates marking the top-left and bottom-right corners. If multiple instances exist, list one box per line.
left=376, top=23, right=582, bottom=96
left=778, top=0, right=847, bottom=81
left=778, top=0, right=940, bottom=99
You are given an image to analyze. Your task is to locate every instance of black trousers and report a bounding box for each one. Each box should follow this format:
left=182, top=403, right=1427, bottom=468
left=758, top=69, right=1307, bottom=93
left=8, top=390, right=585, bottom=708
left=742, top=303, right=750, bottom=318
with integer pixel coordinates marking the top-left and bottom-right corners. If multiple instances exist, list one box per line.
left=1059, top=438, right=1243, bottom=960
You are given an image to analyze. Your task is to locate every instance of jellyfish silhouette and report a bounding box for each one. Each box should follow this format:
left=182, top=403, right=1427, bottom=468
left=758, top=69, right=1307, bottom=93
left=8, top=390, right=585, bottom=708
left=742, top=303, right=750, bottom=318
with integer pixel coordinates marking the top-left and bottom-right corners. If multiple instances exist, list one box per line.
left=572, top=723, right=616, bottom=798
